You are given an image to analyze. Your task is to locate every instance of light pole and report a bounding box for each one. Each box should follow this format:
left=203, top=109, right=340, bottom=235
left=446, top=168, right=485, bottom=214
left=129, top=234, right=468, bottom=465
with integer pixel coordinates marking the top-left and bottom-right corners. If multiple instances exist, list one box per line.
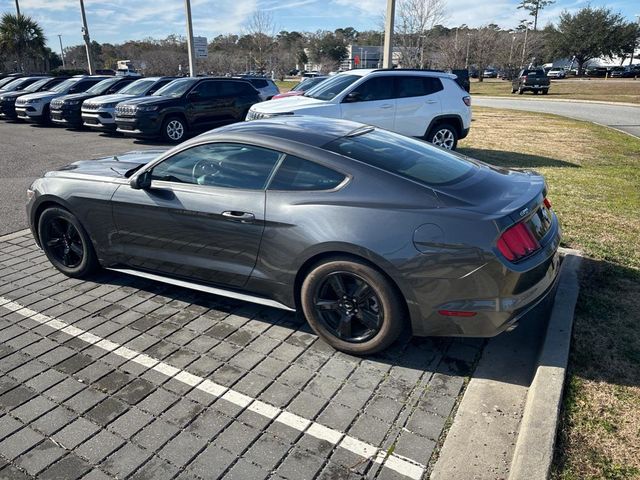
left=14, top=0, right=20, bottom=16
left=508, top=33, right=516, bottom=75
left=79, top=0, right=94, bottom=74
left=184, top=0, right=197, bottom=77
left=58, top=34, right=66, bottom=68
left=419, top=34, right=426, bottom=68
left=521, top=24, right=529, bottom=69
left=383, top=0, right=395, bottom=68
left=465, top=32, right=471, bottom=69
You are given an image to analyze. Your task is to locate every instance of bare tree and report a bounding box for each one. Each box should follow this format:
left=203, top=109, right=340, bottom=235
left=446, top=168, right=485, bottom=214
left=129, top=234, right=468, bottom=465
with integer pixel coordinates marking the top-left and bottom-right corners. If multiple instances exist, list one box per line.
left=394, top=0, right=446, bottom=67
left=244, top=10, right=276, bottom=73
left=469, top=26, right=501, bottom=81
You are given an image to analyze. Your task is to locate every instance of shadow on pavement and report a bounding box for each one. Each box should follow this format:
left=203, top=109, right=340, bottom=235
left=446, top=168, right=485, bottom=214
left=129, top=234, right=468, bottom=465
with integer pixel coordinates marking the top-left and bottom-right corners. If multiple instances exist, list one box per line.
left=459, top=147, right=580, bottom=169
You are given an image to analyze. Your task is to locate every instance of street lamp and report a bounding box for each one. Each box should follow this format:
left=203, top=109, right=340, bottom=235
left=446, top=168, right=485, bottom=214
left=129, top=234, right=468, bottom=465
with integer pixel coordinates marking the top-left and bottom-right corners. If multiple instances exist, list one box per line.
left=14, top=0, right=20, bottom=16
left=78, top=0, right=94, bottom=74
left=58, top=34, right=66, bottom=68
left=184, top=0, right=197, bottom=77
left=383, top=0, right=395, bottom=68
left=465, top=32, right=471, bottom=69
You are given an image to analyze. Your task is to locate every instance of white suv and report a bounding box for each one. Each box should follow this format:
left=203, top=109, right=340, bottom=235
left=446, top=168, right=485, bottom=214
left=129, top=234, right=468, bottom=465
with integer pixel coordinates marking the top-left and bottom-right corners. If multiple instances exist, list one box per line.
left=246, top=69, right=471, bottom=149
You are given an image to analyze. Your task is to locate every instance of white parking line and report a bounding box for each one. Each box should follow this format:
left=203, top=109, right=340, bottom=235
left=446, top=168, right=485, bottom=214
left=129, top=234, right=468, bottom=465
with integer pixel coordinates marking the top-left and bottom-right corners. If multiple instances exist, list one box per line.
left=0, top=295, right=426, bottom=479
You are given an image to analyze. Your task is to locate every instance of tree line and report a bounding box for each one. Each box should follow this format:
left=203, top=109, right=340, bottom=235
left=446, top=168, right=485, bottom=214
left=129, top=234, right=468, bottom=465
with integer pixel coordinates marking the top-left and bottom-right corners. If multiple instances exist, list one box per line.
left=1, top=5, right=638, bottom=79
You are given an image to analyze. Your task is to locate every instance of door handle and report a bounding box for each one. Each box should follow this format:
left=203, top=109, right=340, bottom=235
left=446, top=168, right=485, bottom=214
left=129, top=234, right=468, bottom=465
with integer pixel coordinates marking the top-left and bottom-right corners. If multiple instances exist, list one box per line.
left=379, top=104, right=393, bottom=109
left=425, top=100, right=438, bottom=104
left=222, top=211, right=255, bottom=223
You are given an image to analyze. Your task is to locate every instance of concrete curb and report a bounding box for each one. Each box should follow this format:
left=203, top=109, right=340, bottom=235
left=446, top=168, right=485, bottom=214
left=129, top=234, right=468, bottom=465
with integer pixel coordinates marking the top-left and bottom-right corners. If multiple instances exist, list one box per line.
left=475, top=95, right=640, bottom=108
left=0, top=228, right=31, bottom=243
left=508, top=249, right=583, bottom=480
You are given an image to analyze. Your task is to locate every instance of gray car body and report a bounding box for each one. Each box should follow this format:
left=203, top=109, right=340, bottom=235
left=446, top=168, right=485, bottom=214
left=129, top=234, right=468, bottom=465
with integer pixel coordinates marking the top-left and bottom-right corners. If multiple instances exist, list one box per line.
left=27, top=116, right=561, bottom=338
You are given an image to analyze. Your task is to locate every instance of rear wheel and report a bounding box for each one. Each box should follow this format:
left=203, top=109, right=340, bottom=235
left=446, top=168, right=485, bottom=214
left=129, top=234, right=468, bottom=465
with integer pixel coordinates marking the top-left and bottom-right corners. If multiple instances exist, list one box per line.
left=533, top=90, right=539, bottom=95
left=542, top=89, right=549, bottom=95
left=518, top=87, right=524, bottom=95
left=511, top=87, right=517, bottom=94
left=162, top=116, right=187, bottom=143
left=300, top=258, right=405, bottom=355
left=427, top=123, right=458, bottom=150
left=38, top=207, right=98, bottom=278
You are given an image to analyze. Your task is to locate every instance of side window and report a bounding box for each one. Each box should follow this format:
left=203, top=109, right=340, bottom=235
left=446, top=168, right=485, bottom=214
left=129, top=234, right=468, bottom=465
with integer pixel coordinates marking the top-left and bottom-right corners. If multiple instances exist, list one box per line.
left=269, top=156, right=346, bottom=191
left=191, top=81, right=219, bottom=99
left=395, top=76, right=443, bottom=98
left=250, top=79, right=268, bottom=89
left=218, top=81, right=243, bottom=96
left=150, top=79, right=172, bottom=93
left=151, top=143, right=281, bottom=190
left=350, top=76, right=395, bottom=102
left=108, top=81, right=126, bottom=94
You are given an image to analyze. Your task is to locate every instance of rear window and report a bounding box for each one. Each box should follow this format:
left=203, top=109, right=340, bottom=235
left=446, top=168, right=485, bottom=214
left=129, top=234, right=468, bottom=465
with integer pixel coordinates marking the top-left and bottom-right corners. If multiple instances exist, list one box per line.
left=325, top=129, right=475, bottom=186
left=250, top=79, right=269, bottom=89
left=525, top=70, right=546, bottom=77
left=269, top=156, right=345, bottom=191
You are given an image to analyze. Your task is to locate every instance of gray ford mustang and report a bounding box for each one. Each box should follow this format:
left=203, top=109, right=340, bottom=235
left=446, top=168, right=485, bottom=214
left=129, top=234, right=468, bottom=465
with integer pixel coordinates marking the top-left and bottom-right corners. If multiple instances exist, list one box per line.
left=27, top=116, right=561, bottom=354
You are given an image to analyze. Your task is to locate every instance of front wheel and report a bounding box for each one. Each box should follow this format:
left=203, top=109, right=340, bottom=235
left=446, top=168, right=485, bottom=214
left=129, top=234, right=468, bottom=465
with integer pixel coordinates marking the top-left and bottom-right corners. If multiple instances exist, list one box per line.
left=300, top=258, right=405, bottom=355
left=518, top=87, right=524, bottom=95
left=38, top=207, right=98, bottom=278
left=542, top=89, right=549, bottom=95
left=161, top=116, right=187, bottom=143
left=427, top=123, right=458, bottom=150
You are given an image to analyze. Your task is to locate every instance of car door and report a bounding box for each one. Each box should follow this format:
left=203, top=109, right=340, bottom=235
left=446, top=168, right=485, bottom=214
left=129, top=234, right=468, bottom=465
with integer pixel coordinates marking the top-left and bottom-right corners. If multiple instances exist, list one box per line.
left=339, top=76, right=396, bottom=130
left=186, top=80, right=225, bottom=130
left=110, top=142, right=283, bottom=287
left=394, top=76, right=443, bottom=137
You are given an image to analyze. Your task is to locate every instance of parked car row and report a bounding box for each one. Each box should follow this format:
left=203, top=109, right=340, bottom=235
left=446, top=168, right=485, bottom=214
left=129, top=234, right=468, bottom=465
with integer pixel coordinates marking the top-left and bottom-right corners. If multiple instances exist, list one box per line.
left=1, top=75, right=267, bottom=142
left=1, top=68, right=472, bottom=151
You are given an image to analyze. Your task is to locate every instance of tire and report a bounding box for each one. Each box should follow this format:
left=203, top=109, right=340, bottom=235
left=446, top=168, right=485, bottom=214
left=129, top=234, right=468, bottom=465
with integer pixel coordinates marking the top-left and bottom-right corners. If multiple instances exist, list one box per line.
left=426, top=123, right=458, bottom=150
left=161, top=115, right=187, bottom=143
left=300, top=257, right=405, bottom=355
left=38, top=207, right=98, bottom=278
left=533, top=90, right=539, bottom=95
left=542, top=89, right=549, bottom=95
left=518, top=87, right=524, bottom=95
left=511, top=88, right=517, bottom=94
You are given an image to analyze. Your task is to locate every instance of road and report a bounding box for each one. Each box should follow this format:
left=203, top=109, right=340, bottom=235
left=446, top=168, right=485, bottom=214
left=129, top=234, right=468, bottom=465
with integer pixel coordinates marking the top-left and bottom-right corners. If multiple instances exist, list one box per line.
left=0, top=120, right=169, bottom=236
left=473, top=97, right=640, bottom=138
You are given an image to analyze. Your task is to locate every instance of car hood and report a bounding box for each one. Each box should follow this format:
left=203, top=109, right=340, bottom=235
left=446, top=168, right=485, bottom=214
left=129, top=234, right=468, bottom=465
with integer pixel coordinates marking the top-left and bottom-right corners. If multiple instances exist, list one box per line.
left=273, top=91, right=303, bottom=99
left=87, top=93, right=135, bottom=106
left=56, top=92, right=97, bottom=103
left=251, top=95, right=326, bottom=113
left=0, top=91, right=27, bottom=100
left=49, top=149, right=168, bottom=179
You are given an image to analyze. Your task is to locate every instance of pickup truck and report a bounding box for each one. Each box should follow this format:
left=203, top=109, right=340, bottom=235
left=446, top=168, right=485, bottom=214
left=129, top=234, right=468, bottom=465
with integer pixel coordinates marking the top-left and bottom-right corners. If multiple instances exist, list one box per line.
left=511, top=69, right=550, bottom=95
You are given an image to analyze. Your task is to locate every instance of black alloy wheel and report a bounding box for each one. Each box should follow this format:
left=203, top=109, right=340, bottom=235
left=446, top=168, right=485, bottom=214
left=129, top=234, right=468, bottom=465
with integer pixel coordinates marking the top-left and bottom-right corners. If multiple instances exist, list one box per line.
left=38, top=207, right=98, bottom=278
left=301, top=257, right=404, bottom=354
left=313, top=272, right=383, bottom=343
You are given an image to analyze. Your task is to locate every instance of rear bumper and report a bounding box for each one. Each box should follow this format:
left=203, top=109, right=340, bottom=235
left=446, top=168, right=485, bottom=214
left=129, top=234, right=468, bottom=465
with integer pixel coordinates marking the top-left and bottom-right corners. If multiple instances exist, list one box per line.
left=412, top=214, right=562, bottom=337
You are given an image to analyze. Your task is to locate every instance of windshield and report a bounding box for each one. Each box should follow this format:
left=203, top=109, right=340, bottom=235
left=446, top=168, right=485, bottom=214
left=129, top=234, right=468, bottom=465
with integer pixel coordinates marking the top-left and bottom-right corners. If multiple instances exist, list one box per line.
left=153, top=78, right=196, bottom=97
left=86, top=78, right=119, bottom=95
left=24, top=78, right=52, bottom=92
left=117, top=79, right=155, bottom=96
left=2, top=77, right=34, bottom=91
left=304, top=74, right=359, bottom=100
left=51, top=78, right=79, bottom=93
left=0, top=77, right=21, bottom=89
left=325, top=129, right=475, bottom=186
left=295, top=77, right=326, bottom=92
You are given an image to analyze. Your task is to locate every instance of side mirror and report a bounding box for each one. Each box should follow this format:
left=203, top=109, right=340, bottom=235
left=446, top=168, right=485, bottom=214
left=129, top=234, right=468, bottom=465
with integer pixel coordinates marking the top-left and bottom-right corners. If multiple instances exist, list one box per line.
left=130, top=170, right=152, bottom=190
left=344, top=91, right=361, bottom=103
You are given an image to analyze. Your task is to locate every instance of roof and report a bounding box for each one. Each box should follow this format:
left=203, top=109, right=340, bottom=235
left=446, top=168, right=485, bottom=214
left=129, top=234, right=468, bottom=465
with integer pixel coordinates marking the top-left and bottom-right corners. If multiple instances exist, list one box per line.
left=197, top=115, right=366, bottom=148
left=337, top=68, right=456, bottom=79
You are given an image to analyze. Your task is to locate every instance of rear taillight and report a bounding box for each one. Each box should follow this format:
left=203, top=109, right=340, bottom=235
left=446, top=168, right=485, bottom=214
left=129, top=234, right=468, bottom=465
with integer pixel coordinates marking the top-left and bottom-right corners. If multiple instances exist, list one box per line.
left=523, top=75, right=528, bottom=82
left=497, top=222, right=540, bottom=262
left=463, top=96, right=471, bottom=106
left=543, top=197, right=552, bottom=209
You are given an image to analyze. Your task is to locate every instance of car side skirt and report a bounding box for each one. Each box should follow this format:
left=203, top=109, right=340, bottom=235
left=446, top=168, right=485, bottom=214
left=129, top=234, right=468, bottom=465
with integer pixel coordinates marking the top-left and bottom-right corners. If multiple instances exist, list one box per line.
left=106, top=267, right=296, bottom=312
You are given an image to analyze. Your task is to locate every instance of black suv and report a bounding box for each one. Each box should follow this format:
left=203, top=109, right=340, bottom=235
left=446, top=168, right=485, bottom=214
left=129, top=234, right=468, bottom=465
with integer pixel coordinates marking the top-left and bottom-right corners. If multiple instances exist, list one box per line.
left=114, top=77, right=262, bottom=142
left=50, top=76, right=138, bottom=128
left=0, top=76, right=68, bottom=119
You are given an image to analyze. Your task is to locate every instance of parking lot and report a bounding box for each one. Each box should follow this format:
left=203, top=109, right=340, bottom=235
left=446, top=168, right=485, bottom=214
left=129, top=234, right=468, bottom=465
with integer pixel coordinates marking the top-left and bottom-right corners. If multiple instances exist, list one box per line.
left=0, top=123, right=482, bottom=479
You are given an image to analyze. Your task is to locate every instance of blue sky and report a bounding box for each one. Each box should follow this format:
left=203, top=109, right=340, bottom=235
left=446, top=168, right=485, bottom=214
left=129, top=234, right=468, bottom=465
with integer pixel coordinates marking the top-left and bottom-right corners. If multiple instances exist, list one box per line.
left=1, top=0, right=638, bottom=49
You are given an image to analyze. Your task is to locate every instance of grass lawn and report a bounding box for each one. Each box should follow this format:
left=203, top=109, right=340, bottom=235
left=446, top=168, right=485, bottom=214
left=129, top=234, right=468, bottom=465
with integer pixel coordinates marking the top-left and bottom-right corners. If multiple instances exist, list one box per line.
left=459, top=107, right=640, bottom=479
left=471, top=78, right=640, bottom=104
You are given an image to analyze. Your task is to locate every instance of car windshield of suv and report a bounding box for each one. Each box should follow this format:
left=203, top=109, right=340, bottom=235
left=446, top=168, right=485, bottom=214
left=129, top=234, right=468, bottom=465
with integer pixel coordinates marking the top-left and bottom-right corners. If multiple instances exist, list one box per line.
left=118, top=79, right=156, bottom=96
left=325, top=128, right=475, bottom=186
left=50, top=78, right=79, bottom=93
left=23, top=78, right=52, bottom=92
left=294, top=77, right=326, bottom=92
left=304, top=74, right=359, bottom=100
left=1, top=77, right=34, bottom=91
left=153, top=78, right=196, bottom=97
left=86, top=78, right=120, bottom=95
left=0, top=77, right=21, bottom=89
